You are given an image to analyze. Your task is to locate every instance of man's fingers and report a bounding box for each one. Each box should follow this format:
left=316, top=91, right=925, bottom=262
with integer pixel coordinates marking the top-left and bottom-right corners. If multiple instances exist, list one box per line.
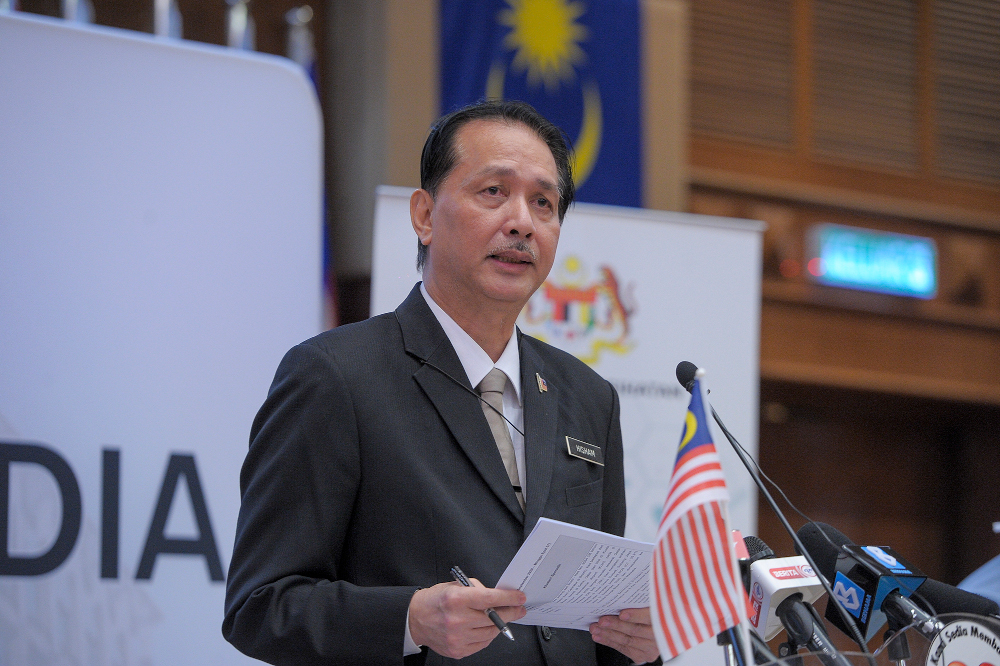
left=590, top=625, right=659, bottom=664
left=437, top=585, right=525, bottom=626
left=409, top=581, right=526, bottom=659
left=461, top=580, right=526, bottom=611
left=493, top=604, right=527, bottom=624
left=589, top=607, right=660, bottom=664
left=459, top=579, right=526, bottom=624
left=619, top=607, right=651, bottom=625
left=597, top=611, right=654, bottom=639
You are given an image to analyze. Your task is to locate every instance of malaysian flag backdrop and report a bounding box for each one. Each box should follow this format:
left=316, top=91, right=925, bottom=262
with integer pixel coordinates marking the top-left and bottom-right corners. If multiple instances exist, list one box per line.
left=650, top=371, right=746, bottom=660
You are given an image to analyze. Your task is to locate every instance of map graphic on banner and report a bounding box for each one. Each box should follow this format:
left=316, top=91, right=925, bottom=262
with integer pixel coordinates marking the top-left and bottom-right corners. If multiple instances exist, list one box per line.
left=439, top=0, right=642, bottom=206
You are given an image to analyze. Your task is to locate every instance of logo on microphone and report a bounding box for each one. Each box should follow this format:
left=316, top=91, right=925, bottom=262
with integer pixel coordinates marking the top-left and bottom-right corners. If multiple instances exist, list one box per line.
left=767, top=564, right=816, bottom=580
left=749, top=582, right=764, bottom=627
left=832, top=574, right=865, bottom=618
left=519, top=257, right=636, bottom=365
left=862, top=546, right=912, bottom=574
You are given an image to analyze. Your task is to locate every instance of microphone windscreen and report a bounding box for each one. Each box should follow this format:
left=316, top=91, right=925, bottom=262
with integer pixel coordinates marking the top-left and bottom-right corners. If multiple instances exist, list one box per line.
left=914, top=578, right=1000, bottom=617
left=744, top=535, right=775, bottom=560
left=796, top=522, right=853, bottom=581
left=676, top=361, right=698, bottom=392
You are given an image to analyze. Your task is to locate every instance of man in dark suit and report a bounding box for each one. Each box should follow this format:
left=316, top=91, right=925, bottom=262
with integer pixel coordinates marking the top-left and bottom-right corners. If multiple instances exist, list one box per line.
left=223, top=100, right=659, bottom=665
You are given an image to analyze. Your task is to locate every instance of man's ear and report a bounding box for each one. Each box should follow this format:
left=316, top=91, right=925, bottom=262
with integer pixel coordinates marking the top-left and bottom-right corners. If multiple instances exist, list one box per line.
left=410, top=188, right=433, bottom=248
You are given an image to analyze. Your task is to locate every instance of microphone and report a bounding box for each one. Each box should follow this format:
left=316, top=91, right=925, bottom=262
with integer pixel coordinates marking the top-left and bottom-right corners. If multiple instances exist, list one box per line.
left=741, top=534, right=775, bottom=592
left=797, top=522, right=944, bottom=640
left=744, top=536, right=851, bottom=666
left=744, top=538, right=825, bottom=640
left=912, top=578, right=1000, bottom=618
left=676, top=361, right=698, bottom=393
left=731, top=532, right=790, bottom=665
left=674, top=361, right=871, bottom=653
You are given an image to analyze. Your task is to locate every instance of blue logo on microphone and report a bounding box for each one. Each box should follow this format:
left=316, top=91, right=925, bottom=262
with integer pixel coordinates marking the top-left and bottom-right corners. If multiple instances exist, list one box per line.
left=832, top=573, right=867, bottom=620
left=862, top=546, right=912, bottom=574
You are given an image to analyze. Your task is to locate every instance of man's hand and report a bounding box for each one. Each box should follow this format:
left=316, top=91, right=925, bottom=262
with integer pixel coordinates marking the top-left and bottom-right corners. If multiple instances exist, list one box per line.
left=590, top=607, right=660, bottom=664
left=408, top=579, right=526, bottom=659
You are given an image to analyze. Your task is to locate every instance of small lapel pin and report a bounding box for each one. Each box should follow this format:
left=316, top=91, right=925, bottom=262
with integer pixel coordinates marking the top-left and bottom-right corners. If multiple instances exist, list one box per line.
left=536, top=373, right=548, bottom=393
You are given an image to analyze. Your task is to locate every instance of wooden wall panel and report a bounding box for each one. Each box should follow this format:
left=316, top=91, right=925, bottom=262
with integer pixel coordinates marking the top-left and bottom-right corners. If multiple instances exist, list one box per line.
left=690, top=0, right=1000, bottom=231
left=757, top=380, right=1000, bottom=585
left=761, top=298, right=1000, bottom=404
left=691, top=139, right=1000, bottom=231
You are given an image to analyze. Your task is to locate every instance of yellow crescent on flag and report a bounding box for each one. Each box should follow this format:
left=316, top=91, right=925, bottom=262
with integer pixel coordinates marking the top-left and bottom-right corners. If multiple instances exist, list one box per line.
left=679, top=410, right=697, bottom=450
left=485, top=62, right=602, bottom=188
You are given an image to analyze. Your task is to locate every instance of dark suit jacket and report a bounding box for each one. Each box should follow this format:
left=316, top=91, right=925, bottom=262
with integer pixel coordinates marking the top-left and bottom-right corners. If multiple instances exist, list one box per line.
left=223, top=284, right=630, bottom=665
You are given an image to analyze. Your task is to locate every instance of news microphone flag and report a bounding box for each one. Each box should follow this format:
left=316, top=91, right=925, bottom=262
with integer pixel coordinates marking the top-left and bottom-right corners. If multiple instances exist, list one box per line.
left=650, top=370, right=746, bottom=660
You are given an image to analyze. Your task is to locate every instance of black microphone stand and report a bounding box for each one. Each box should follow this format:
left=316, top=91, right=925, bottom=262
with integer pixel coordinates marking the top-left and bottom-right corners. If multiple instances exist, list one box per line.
left=882, top=622, right=911, bottom=666
left=775, top=593, right=853, bottom=666
left=718, top=624, right=793, bottom=666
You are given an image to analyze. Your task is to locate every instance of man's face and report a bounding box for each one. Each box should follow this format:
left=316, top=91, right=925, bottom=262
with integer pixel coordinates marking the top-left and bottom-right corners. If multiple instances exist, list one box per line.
left=413, top=119, right=561, bottom=317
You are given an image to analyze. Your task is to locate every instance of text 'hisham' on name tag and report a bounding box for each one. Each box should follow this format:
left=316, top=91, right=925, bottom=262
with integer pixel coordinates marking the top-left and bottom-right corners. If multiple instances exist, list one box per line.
left=565, top=436, right=603, bottom=466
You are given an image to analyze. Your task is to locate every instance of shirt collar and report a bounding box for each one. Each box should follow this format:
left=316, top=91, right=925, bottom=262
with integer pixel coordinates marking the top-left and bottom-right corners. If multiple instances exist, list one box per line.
left=420, top=283, right=522, bottom=405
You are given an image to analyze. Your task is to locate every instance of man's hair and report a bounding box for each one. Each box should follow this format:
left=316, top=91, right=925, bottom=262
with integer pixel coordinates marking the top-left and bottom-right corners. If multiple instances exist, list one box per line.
left=416, top=99, right=575, bottom=270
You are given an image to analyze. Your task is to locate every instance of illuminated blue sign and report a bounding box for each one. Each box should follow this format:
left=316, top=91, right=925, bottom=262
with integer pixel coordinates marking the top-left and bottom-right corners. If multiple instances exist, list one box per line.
left=807, top=224, right=937, bottom=299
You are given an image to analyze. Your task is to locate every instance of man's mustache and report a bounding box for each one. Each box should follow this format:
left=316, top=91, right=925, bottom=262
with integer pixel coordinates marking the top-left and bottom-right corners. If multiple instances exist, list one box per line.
left=487, top=240, right=536, bottom=262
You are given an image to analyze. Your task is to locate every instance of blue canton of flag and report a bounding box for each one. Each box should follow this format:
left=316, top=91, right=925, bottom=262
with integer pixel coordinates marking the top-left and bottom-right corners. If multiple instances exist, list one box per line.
left=439, top=0, right=643, bottom=207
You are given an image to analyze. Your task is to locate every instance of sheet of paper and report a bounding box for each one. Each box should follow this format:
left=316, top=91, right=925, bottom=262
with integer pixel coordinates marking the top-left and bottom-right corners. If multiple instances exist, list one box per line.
left=496, top=517, right=654, bottom=630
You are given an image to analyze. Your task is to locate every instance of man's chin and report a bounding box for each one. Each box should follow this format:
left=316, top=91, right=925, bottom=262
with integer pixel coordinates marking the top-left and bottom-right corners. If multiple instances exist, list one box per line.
left=480, top=278, right=542, bottom=308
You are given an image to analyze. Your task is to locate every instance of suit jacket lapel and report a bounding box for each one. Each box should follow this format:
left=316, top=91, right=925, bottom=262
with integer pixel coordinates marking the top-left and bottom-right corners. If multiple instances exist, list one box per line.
left=519, top=333, right=558, bottom=536
left=396, top=285, right=525, bottom=523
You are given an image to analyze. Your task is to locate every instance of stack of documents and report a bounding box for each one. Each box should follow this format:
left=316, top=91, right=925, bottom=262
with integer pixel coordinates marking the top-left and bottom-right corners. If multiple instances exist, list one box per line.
left=496, top=518, right=654, bottom=630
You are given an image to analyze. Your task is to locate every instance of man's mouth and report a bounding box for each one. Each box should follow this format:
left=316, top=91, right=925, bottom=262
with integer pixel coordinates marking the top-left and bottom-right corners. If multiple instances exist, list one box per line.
left=488, top=243, right=535, bottom=265
left=490, top=252, right=532, bottom=264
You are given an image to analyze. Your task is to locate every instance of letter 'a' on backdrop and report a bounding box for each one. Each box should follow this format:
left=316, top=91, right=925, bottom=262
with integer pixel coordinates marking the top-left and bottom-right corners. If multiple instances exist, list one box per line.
left=0, top=12, right=321, bottom=665
left=371, top=185, right=764, bottom=666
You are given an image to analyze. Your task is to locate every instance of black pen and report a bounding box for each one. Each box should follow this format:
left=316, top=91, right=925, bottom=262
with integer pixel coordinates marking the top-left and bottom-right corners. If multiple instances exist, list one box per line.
left=449, top=565, right=515, bottom=641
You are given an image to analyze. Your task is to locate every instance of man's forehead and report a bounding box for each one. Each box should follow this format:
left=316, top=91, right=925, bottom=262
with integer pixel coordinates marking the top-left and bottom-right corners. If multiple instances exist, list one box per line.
left=452, top=119, right=558, bottom=183
left=454, top=119, right=552, bottom=159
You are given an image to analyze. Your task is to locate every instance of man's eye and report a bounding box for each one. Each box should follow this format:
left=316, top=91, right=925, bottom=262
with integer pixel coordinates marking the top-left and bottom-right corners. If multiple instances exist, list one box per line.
left=485, top=186, right=501, bottom=195
left=536, top=197, right=552, bottom=209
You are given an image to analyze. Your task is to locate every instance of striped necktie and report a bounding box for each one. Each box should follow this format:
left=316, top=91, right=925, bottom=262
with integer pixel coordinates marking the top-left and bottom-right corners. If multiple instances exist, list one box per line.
left=477, top=368, right=524, bottom=511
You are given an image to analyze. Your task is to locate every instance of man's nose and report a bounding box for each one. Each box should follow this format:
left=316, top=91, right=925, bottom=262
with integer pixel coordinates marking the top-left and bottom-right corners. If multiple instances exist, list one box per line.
left=504, top=197, right=535, bottom=237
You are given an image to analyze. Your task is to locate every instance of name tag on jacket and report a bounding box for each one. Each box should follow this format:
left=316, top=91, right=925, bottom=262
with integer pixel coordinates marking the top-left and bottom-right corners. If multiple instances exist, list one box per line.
left=565, top=436, right=603, bottom=466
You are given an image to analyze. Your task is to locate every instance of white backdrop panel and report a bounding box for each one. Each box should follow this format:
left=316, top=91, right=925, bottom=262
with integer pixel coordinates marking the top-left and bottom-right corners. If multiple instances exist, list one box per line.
left=0, top=12, right=321, bottom=665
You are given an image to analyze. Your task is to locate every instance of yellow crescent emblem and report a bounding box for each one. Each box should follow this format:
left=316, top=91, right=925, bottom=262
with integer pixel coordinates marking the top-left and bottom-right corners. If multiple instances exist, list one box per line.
left=679, top=410, right=697, bottom=450
left=486, top=61, right=602, bottom=188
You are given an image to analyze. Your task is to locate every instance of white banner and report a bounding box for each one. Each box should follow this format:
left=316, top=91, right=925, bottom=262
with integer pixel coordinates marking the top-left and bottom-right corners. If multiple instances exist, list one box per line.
left=0, top=13, right=322, bottom=665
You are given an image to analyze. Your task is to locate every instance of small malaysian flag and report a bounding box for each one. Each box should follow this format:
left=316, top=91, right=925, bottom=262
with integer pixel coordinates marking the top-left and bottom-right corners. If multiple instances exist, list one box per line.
left=649, top=369, right=746, bottom=661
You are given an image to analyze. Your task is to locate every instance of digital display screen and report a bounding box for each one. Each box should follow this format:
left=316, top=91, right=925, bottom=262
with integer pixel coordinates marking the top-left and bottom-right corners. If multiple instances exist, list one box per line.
left=807, top=224, right=937, bottom=299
